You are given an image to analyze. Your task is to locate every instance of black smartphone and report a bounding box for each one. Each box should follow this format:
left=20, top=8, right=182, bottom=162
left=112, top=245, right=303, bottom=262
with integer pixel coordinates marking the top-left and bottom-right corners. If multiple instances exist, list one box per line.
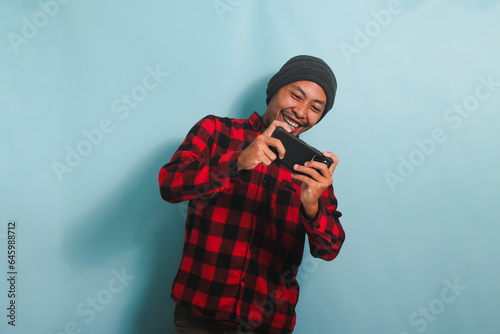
left=270, top=126, right=333, bottom=176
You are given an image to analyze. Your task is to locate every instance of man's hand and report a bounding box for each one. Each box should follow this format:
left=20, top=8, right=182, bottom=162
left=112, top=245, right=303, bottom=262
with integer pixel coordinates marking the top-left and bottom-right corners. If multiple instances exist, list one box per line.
left=237, top=120, right=291, bottom=171
left=292, top=151, right=339, bottom=219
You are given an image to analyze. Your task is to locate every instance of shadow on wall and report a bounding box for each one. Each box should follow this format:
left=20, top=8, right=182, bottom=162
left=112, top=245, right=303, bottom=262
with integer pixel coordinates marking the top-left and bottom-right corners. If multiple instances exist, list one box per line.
left=231, top=74, right=271, bottom=120
left=61, top=76, right=271, bottom=333
left=61, top=142, right=184, bottom=334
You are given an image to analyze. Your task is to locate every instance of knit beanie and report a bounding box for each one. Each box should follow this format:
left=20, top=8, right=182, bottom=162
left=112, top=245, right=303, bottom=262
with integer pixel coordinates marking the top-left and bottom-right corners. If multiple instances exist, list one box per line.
left=266, top=55, right=337, bottom=122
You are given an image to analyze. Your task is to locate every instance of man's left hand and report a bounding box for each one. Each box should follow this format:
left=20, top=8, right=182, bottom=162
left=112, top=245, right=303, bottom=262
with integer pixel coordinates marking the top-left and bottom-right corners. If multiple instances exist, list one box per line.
left=291, top=151, right=339, bottom=220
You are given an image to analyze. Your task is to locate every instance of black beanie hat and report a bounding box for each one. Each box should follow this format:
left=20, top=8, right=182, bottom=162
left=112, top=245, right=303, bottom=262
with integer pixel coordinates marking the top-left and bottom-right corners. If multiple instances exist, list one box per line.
left=266, top=55, right=337, bottom=122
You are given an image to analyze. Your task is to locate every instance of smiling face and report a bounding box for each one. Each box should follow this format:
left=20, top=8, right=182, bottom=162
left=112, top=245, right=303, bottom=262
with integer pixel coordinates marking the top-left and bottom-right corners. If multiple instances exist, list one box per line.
left=262, top=80, right=327, bottom=136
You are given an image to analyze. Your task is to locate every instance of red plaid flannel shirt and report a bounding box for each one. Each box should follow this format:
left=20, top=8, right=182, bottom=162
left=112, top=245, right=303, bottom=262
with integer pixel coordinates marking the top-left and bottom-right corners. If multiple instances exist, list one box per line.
left=158, top=112, right=345, bottom=333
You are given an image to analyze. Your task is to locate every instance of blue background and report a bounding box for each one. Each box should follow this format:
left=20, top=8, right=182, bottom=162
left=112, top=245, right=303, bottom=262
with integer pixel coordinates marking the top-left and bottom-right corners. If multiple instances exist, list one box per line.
left=1, top=1, right=500, bottom=333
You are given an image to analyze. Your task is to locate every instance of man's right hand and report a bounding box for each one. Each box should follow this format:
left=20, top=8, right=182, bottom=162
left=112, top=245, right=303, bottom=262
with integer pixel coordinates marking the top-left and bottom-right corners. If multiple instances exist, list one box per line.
left=237, top=120, right=292, bottom=171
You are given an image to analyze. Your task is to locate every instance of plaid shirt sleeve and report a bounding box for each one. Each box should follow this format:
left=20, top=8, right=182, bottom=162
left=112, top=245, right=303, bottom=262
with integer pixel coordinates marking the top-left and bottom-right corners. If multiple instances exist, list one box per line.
left=300, top=186, right=344, bottom=261
left=158, top=115, right=241, bottom=203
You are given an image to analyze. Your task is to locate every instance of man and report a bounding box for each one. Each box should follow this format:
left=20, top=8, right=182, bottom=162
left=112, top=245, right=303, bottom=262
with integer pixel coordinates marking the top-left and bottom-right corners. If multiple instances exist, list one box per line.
left=159, top=55, right=345, bottom=334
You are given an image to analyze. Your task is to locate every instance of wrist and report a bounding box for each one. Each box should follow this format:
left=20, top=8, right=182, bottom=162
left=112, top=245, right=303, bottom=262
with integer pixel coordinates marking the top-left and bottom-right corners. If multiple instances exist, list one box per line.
left=303, top=201, right=319, bottom=220
left=236, top=154, right=244, bottom=171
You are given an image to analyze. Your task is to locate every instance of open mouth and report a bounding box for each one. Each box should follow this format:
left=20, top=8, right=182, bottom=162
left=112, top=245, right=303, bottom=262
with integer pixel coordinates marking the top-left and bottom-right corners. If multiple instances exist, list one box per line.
left=282, top=113, right=303, bottom=132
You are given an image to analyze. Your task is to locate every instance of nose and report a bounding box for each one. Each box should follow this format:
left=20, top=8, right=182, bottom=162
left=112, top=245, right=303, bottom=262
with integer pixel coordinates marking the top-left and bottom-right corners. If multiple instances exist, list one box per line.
left=293, top=103, right=307, bottom=119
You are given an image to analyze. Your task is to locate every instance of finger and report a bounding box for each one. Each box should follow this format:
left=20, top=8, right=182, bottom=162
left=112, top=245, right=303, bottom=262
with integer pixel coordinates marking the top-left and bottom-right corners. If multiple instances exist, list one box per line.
left=291, top=172, right=310, bottom=184
left=257, top=152, right=274, bottom=166
left=262, top=145, right=278, bottom=163
left=266, top=137, right=287, bottom=159
left=291, top=168, right=323, bottom=190
left=323, top=151, right=339, bottom=173
left=304, top=161, right=332, bottom=179
left=261, top=120, right=292, bottom=137
left=293, top=164, right=323, bottom=182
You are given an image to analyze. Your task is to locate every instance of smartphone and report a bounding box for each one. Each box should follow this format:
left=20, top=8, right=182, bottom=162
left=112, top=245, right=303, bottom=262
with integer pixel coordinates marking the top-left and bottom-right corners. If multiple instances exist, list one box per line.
left=270, top=126, right=333, bottom=176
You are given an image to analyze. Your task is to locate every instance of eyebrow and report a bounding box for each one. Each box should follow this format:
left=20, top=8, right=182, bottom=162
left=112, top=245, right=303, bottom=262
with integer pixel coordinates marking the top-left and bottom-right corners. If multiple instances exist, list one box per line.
left=291, top=85, right=326, bottom=105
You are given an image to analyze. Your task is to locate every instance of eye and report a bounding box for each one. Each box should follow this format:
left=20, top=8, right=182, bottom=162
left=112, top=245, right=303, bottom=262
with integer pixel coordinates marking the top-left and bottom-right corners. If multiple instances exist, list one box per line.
left=291, top=92, right=301, bottom=100
left=311, top=105, right=321, bottom=113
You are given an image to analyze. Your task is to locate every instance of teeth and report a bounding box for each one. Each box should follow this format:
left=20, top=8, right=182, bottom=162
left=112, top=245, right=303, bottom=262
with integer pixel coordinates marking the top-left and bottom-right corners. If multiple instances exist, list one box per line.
left=284, top=116, right=299, bottom=128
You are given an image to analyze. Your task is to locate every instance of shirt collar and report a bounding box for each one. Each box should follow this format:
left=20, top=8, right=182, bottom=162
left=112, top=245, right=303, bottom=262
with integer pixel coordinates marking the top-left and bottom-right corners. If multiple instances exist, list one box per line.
left=248, top=112, right=267, bottom=132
